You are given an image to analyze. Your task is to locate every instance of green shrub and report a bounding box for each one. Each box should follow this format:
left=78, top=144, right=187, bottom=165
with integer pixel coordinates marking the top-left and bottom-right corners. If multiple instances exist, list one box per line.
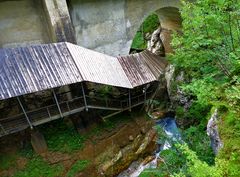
left=183, top=126, right=215, bottom=165
left=139, top=169, right=163, bottom=177
left=41, top=121, right=86, bottom=153
left=142, top=14, right=160, bottom=33
left=131, top=13, right=160, bottom=49
left=131, top=31, right=147, bottom=49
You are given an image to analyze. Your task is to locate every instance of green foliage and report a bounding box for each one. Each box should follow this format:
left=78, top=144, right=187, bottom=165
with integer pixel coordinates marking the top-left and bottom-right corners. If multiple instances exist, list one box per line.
left=168, top=0, right=240, bottom=175
left=176, top=106, right=185, bottom=118
left=183, top=126, right=215, bottom=165
left=0, top=154, right=17, bottom=170
left=142, top=14, right=160, bottom=34
left=158, top=148, right=188, bottom=175
left=14, top=156, right=63, bottom=177
left=175, top=144, right=223, bottom=177
left=41, top=121, right=86, bottom=153
left=131, top=32, right=147, bottom=49
left=66, top=160, right=90, bottom=177
left=96, top=85, right=113, bottom=98
left=149, top=123, right=213, bottom=176
left=139, top=169, right=163, bottom=177
left=131, top=13, right=160, bottom=49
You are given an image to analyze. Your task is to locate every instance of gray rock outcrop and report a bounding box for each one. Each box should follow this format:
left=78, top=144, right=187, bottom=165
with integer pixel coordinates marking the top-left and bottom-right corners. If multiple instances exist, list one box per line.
left=147, top=27, right=165, bottom=56
left=165, top=65, right=192, bottom=111
left=207, top=109, right=223, bottom=154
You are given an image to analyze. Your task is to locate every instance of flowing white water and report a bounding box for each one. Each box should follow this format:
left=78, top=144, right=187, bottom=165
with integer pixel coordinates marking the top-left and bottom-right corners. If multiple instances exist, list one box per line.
left=117, top=117, right=181, bottom=177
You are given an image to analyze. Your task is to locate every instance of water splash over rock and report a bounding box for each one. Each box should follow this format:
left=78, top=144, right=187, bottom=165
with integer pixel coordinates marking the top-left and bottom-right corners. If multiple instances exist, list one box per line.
left=118, top=117, right=181, bottom=177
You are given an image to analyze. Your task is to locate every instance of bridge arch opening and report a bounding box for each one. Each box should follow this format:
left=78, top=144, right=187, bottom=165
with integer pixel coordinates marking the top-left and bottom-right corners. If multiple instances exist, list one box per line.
left=129, top=6, right=182, bottom=55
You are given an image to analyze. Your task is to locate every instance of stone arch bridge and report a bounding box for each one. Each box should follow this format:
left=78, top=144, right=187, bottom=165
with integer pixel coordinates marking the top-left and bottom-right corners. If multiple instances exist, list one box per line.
left=0, top=0, right=182, bottom=56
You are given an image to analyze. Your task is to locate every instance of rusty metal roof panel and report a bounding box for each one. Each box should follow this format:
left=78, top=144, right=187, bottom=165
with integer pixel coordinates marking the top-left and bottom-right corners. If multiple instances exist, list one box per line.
left=140, top=50, right=168, bottom=78
left=117, top=50, right=167, bottom=87
left=0, top=43, right=83, bottom=100
left=66, top=43, right=132, bottom=88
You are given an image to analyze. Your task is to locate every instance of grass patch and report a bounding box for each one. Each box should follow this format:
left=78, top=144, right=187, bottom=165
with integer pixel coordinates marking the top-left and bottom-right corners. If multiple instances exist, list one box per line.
left=66, top=160, right=90, bottom=177
left=41, top=120, right=86, bottom=153
left=13, top=156, right=63, bottom=177
left=0, top=154, right=17, bottom=170
left=139, top=169, right=163, bottom=177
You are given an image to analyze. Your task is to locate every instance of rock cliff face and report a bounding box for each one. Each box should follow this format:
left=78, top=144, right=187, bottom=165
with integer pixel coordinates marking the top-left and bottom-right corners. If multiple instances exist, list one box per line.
left=146, top=25, right=173, bottom=57
left=165, top=66, right=192, bottom=111
left=207, top=109, right=223, bottom=154
left=146, top=26, right=191, bottom=113
left=98, top=129, right=157, bottom=176
left=147, top=27, right=165, bottom=56
left=74, top=115, right=157, bottom=177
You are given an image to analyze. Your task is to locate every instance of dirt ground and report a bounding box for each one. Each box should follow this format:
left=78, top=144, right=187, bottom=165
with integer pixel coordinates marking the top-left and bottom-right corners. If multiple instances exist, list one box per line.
left=0, top=114, right=155, bottom=177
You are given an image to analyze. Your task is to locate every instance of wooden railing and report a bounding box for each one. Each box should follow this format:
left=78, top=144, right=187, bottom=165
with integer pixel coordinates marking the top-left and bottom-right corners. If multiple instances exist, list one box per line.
left=0, top=91, right=153, bottom=137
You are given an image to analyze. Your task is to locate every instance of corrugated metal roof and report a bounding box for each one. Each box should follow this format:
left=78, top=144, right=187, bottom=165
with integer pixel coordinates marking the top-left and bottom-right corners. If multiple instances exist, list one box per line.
left=0, top=43, right=82, bottom=100
left=117, top=50, right=168, bottom=87
left=66, top=43, right=132, bottom=88
left=0, top=42, right=167, bottom=100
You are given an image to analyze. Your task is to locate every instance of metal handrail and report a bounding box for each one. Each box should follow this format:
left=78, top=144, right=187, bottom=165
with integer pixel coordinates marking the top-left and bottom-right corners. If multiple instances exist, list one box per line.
left=0, top=92, right=153, bottom=122
left=0, top=91, right=154, bottom=137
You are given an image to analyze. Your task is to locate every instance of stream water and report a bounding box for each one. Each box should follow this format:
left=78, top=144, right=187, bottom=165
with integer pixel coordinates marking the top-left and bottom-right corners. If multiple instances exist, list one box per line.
left=117, top=117, right=181, bottom=177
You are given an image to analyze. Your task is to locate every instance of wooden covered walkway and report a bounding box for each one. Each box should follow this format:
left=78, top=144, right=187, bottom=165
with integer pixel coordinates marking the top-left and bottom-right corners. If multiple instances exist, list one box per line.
left=0, top=42, right=167, bottom=137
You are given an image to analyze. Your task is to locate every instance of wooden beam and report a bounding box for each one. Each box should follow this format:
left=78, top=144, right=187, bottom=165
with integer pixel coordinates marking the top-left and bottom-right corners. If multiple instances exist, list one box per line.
left=52, top=89, right=63, bottom=118
left=81, top=83, right=88, bottom=111
left=17, top=97, right=33, bottom=129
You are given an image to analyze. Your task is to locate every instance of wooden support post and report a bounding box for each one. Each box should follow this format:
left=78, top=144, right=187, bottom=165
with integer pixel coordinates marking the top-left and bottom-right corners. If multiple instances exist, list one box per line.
left=81, top=83, right=88, bottom=111
left=52, top=89, right=63, bottom=118
left=17, top=97, right=33, bottom=129
left=129, top=89, right=131, bottom=112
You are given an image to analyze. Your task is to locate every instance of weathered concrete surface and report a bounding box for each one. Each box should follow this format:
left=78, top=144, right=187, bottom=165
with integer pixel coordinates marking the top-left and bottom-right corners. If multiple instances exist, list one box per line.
left=42, top=0, right=76, bottom=43
left=69, top=0, right=181, bottom=56
left=0, top=0, right=181, bottom=55
left=0, top=0, right=50, bottom=48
